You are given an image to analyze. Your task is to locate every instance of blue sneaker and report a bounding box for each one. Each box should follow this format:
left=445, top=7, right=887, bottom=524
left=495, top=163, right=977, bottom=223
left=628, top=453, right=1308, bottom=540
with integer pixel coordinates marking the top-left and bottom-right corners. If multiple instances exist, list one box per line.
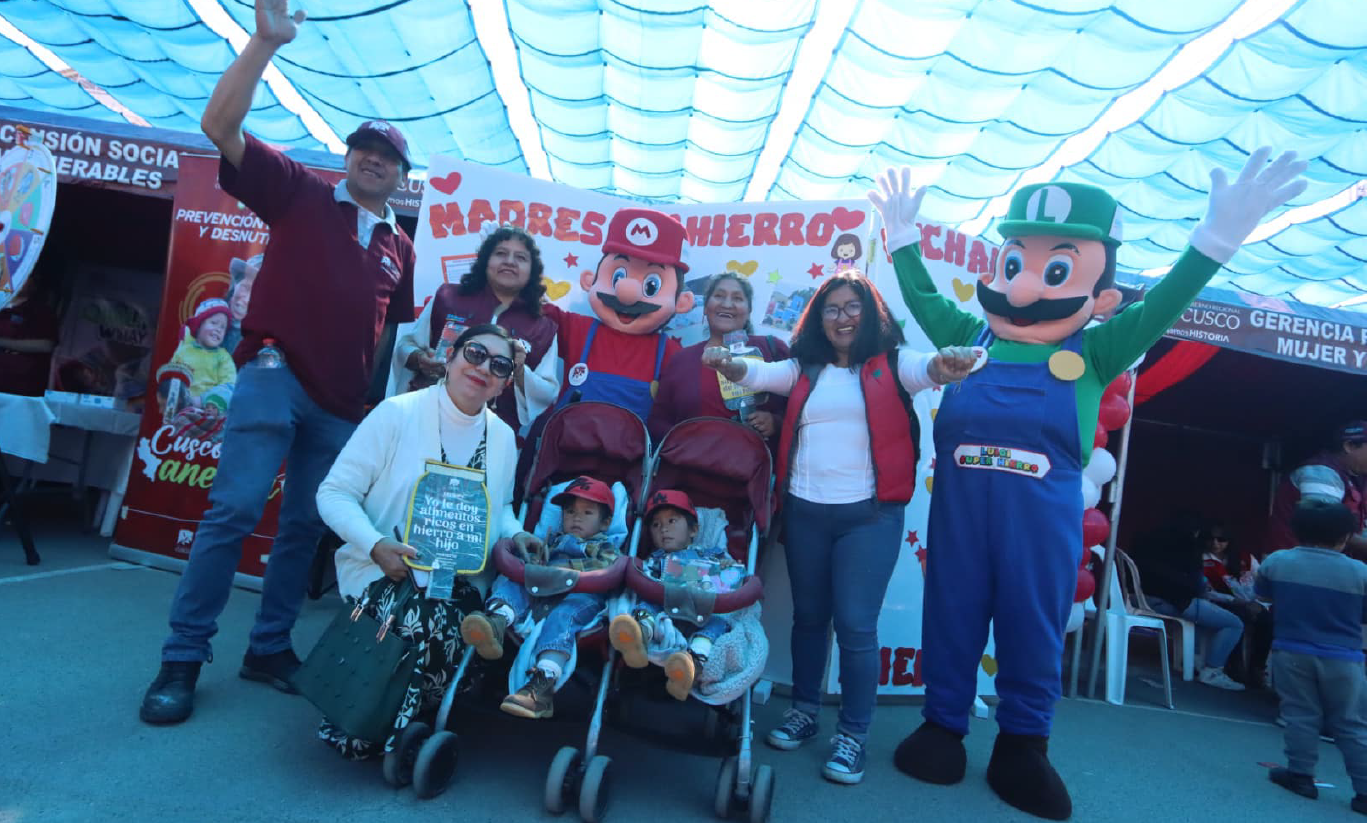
left=822, top=733, right=866, bottom=785
left=765, top=709, right=818, bottom=750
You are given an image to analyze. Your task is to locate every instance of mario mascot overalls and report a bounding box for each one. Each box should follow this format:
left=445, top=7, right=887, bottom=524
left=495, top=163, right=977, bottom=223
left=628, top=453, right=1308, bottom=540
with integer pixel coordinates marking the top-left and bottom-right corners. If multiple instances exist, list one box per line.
left=869, top=148, right=1307, bottom=820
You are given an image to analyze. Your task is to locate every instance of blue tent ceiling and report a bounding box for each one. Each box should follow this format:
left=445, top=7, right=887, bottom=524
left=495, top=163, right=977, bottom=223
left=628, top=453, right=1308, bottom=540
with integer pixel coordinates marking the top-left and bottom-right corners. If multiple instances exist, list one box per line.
left=0, top=0, right=1363, bottom=309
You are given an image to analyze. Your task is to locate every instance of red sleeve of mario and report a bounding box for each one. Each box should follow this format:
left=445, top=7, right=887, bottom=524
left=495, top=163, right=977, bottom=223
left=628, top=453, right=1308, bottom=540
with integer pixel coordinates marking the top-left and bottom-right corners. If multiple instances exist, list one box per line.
left=661, top=333, right=682, bottom=367
left=218, top=133, right=316, bottom=225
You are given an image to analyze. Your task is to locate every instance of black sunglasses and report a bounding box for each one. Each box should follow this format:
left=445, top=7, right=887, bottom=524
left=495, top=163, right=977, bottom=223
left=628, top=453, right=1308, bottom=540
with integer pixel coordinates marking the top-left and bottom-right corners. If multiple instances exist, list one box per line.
left=460, top=340, right=514, bottom=379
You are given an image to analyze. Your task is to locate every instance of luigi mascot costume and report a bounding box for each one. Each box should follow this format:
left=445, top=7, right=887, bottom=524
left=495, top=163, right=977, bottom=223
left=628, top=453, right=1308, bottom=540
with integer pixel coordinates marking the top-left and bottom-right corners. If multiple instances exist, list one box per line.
left=869, top=147, right=1307, bottom=820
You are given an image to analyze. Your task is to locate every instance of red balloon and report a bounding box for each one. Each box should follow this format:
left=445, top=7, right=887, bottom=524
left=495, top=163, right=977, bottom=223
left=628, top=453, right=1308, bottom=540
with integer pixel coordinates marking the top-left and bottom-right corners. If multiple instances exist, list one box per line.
left=1104, top=371, right=1133, bottom=399
left=1098, top=393, right=1131, bottom=432
left=1074, top=567, right=1096, bottom=603
left=1083, top=507, right=1111, bottom=548
left=1093, top=422, right=1109, bottom=450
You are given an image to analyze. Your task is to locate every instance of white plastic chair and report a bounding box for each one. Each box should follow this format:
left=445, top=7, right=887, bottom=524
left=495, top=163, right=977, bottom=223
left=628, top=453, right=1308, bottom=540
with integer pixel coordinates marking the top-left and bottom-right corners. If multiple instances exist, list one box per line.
left=1115, top=550, right=1199, bottom=682
left=1103, top=552, right=1174, bottom=708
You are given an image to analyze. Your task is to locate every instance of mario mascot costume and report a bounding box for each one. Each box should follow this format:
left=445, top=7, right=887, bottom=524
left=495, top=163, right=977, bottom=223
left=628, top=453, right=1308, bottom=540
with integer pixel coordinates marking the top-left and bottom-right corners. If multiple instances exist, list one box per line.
left=546, top=207, right=694, bottom=420
left=869, top=147, right=1307, bottom=820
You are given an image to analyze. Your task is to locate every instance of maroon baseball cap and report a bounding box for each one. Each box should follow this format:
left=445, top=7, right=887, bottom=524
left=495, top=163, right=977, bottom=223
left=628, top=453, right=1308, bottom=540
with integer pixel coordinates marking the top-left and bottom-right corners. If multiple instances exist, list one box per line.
left=601, top=208, right=690, bottom=274
left=551, top=476, right=615, bottom=517
left=346, top=120, right=411, bottom=171
left=645, top=489, right=697, bottom=521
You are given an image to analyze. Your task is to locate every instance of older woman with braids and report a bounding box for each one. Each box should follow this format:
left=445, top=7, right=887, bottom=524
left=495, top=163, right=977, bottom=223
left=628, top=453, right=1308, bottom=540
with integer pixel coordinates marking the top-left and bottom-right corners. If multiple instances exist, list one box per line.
left=394, top=224, right=559, bottom=436
left=647, top=272, right=789, bottom=446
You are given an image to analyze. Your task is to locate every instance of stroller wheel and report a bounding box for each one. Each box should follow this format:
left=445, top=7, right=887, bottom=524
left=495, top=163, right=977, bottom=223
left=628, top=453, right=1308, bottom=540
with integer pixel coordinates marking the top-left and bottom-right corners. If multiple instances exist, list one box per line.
left=747, top=764, right=775, bottom=823
left=577, top=754, right=612, bottom=823
left=544, top=745, right=583, bottom=815
left=382, top=721, right=431, bottom=788
left=412, top=731, right=459, bottom=800
left=713, top=756, right=738, bottom=819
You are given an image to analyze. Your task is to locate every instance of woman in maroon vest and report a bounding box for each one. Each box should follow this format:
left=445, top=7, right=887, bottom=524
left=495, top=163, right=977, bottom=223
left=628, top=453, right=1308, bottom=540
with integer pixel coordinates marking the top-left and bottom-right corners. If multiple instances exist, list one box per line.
left=704, top=271, right=974, bottom=786
left=647, top=272, right=789, bottom=447
left=394, top=225, right=559, bottom=437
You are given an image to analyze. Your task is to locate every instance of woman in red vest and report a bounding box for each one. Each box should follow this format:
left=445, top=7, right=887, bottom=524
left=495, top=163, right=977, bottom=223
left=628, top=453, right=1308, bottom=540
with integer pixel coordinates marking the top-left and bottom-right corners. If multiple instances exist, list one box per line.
left=704, top=271, right=975, bottom=786
left=393, top=224, right=559, bottom=437
left=647, top=272, right=789, bottom=447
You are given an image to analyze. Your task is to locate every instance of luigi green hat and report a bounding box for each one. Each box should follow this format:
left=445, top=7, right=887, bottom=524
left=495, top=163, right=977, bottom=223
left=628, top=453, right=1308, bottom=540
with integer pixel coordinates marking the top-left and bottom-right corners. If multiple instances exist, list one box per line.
left=997, top=182, right=1124, bottom=247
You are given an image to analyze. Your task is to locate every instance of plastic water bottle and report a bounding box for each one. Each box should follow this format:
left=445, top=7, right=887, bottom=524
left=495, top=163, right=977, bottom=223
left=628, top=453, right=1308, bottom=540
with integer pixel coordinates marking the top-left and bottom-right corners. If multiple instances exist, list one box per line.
left=257, top=338, right=284, bottom=369
left=433, top=315, right=462, bottom=363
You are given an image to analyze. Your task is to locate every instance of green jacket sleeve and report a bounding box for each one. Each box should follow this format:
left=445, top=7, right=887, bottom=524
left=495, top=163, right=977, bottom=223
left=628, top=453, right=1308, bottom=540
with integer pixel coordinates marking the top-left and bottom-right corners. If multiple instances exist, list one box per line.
left=891, top=244, right=983, bottom=349
left=1087, top=246, right=1222, bottom=384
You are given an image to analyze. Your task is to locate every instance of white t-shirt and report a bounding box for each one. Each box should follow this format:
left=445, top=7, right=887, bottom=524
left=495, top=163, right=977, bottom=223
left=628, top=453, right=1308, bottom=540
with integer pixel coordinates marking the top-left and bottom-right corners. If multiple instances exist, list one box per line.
left=738, top=347, right=938, bottom=505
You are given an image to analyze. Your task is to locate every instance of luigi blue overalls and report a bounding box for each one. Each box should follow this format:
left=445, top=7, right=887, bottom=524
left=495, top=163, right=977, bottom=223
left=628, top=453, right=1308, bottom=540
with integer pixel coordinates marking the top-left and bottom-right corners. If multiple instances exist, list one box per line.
left=920, top=327, right=1085, bottom=738
left=554, top=319, right=668, bottom=421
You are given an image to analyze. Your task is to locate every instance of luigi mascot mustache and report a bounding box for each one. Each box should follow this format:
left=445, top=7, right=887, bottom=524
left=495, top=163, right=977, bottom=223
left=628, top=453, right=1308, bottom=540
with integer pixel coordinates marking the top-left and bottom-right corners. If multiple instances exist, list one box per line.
left=869, top=147, right=1307, bottom=820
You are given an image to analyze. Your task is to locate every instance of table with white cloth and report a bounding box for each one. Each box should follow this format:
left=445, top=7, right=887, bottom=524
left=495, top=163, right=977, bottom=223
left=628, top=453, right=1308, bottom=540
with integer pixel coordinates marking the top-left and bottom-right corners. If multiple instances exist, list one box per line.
left=0, top=392, right=142, bottom=564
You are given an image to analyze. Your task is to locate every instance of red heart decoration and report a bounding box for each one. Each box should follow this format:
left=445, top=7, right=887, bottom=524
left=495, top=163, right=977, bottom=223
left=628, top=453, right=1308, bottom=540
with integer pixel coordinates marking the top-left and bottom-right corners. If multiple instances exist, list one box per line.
left=831, top=207, right=865, bottom=232
left=429, top=171, right=462, bottom=196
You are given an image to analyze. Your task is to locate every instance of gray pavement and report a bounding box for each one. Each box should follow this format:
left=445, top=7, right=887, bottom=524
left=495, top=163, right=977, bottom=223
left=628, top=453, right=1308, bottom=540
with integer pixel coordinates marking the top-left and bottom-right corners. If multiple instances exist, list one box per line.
left=2, top=516, right=1364, bottom=823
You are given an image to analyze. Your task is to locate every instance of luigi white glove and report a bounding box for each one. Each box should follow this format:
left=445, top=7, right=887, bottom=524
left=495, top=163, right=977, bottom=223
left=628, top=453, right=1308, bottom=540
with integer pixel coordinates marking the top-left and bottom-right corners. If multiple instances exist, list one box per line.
left=868, top=166, right=928, bottom=255
left=1189, top=147, right=1309, bottom=265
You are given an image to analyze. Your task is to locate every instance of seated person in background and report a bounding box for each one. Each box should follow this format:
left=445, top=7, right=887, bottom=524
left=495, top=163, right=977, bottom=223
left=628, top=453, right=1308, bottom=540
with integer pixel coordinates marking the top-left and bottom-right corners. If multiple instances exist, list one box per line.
left=461, top=475, right=621, bottom=719
left=610, top=490, right=736, bottom=700
left=1201, top=522, right=1273, bottom=688
left=1258, top=499, right=1367, bottom=812
left=0, top=270, right=61, bottom=397
left=1267, top=421, right=1367, bottom=560
left=1131, top=511, right=1247, bottom=691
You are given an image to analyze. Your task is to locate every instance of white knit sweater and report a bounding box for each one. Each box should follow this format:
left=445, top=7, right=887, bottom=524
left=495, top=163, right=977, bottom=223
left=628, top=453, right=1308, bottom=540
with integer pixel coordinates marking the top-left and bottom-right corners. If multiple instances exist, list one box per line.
left=316, top=384, right=525, bottom=599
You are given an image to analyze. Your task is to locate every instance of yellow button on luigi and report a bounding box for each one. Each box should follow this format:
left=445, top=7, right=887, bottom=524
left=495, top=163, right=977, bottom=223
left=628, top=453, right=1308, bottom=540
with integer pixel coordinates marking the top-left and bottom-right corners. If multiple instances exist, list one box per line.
left=1048, top=350, right=1085, bottom=382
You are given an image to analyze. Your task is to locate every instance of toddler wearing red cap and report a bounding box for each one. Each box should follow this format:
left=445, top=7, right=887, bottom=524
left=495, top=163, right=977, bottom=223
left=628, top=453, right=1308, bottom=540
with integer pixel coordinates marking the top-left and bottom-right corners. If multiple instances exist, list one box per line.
left=169, top=297, right=237, bottom=407
left=461, top=475, right=621, bottom=719
left=610, top=489, right=738, bottom=700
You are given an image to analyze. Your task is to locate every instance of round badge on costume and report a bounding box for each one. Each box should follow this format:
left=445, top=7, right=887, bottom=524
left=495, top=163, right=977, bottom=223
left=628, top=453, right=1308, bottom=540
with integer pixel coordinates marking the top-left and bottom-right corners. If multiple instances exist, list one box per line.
left=1048, top=350, right=1086, bottom=382
left=568, top=363, right=589, bottom=387
left=969, top=346, right=989, bottom=374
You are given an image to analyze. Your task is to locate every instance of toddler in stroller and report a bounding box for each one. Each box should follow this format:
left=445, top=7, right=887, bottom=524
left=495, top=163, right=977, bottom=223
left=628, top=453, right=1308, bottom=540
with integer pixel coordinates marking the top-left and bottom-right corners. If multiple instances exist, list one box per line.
left=611, top=489, right=739, bottom=699
left=461, top=475, right=623, bottom=719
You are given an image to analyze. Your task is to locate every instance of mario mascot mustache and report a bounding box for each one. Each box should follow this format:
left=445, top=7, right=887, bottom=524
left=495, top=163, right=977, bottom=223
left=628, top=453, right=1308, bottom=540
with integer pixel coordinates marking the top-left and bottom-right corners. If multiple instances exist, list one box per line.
left=596, top=292, right=662, bottom=316
left=976, top=280, right=1088, bottom=324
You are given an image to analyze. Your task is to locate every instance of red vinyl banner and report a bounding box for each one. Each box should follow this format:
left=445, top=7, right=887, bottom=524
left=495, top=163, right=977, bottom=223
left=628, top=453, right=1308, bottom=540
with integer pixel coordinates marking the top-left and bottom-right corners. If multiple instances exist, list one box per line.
left=112, top=155, right=284, bottom=578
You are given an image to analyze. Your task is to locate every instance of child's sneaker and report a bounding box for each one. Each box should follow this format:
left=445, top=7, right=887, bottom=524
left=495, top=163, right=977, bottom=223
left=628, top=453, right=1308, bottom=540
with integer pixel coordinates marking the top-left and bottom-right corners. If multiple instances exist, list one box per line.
left=461, top=611, right=508, bottom=661
left=501, top=669, right=555, bottom=719
left=610, top=613, right=650, bottom=669
left=1268, top=767, right=1318, bottom=799
left=1198, top=666, right=1245, bottom=691
left=765, top=708, right=818, bottom=751
left=663, top=651, right=696, bottom=701
left=822, top=733, right=866, bottom=785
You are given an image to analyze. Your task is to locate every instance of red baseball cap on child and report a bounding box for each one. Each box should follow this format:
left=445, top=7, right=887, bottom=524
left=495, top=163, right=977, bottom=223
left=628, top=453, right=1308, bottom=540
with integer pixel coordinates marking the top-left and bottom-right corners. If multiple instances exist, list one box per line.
left=186, top=298, right=230, bottom=336
left=551, top=476, right=615, bottom=517
left=645, top=489, right=697, bottom=521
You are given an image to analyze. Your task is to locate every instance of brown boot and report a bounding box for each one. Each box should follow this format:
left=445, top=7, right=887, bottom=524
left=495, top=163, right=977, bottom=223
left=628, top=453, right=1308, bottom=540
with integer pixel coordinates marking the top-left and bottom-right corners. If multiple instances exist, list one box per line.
left=663, top=651, right=696, bottom=701
left=610, top=613, right=650, bottom=669
left=501, top=669, right=556, bottom=719
left=460, top=611, right=508, bottom=661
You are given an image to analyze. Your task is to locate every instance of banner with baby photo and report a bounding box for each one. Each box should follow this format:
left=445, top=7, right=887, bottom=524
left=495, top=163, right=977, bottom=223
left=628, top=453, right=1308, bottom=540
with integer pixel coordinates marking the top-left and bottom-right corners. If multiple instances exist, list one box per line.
left=409, top=157, right=999, bottom=696
left=110, top=154, right=280, bottom=579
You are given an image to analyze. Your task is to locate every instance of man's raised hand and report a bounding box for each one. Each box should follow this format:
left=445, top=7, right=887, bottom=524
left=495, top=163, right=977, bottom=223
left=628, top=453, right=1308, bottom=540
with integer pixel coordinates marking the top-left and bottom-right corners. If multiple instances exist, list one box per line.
left=256, top=0, right=306, bottom=45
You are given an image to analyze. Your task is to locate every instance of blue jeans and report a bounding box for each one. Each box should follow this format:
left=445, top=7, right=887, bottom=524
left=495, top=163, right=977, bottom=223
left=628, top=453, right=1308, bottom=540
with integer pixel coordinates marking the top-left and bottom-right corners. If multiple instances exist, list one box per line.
left=783, top=494, right=904, bottom=740
left=490, top=575, right=605, bottom=657
left=162, top=361, right=356, bottom=662
left=1147, top=596, right=1245, bottom=668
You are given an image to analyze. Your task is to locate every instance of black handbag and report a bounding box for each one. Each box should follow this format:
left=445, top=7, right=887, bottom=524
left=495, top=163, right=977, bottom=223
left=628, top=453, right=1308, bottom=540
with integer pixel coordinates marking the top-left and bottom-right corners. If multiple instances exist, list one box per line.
left=295, top=580, right=422, bottom=744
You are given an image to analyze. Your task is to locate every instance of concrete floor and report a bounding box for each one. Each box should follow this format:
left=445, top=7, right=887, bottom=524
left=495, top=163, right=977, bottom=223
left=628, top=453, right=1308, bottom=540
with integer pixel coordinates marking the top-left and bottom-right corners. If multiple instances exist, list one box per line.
left=3, top=509, right=1364, bottom=823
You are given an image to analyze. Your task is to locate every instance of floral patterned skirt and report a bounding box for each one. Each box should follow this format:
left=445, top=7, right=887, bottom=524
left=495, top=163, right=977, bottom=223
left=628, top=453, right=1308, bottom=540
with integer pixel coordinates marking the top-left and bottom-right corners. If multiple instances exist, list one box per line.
left=317, top=576, right=482, bottom=761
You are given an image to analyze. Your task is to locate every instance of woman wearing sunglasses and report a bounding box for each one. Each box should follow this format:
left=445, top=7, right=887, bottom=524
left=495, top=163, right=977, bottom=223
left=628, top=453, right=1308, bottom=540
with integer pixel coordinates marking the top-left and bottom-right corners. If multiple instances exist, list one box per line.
left=394, top=224, right=559, bottom=437
left=315, top=324, right=538, bottom=760
left=703, top=272, right=976, bottom=786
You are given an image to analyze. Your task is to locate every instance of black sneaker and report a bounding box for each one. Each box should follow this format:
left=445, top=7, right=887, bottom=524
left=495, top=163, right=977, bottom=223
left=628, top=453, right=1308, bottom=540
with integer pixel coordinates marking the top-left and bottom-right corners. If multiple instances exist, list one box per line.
left=765, top=708, right=819, bottom=751
left=239, top=648, right=301, bottom=694
left=140, top=661, right=202, bottom=725
left=822, top=733, right=866, bottom=785
left=1269, top=767, right=1318, bottom=799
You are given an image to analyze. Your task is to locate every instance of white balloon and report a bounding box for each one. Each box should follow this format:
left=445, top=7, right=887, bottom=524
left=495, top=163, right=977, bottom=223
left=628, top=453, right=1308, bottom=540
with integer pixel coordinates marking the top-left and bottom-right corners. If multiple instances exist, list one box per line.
left=1081, top=476, right=1101, bottom=509
left=1085, top=447, right=1118, bottom=486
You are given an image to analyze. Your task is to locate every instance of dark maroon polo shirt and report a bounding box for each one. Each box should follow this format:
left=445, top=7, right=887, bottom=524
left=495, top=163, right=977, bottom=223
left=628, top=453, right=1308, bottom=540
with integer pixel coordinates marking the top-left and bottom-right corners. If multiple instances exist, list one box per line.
left=220, top=134, right=415, bottom=422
